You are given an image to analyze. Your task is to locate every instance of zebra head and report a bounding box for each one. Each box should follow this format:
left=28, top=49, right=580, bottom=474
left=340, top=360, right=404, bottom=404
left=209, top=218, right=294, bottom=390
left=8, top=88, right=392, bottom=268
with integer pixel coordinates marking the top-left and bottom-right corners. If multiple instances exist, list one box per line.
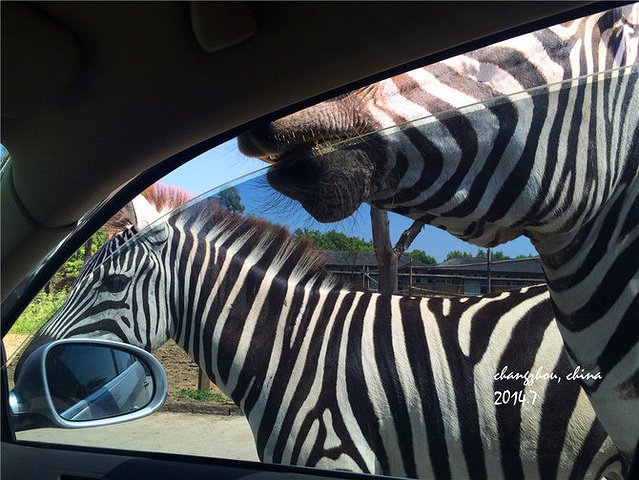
left=237, top=5, right=639, bottom=229
left=238, top=87, right=384, bottom=222
left=46, top=220, right=171, bottom=344
left=14, top=192, right=175, bottom=381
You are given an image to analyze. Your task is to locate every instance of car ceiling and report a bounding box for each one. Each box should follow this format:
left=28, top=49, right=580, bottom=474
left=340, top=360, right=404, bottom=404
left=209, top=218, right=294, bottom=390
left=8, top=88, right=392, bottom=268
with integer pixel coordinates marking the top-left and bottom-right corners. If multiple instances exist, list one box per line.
left=1, top=1, right=600, bottom=305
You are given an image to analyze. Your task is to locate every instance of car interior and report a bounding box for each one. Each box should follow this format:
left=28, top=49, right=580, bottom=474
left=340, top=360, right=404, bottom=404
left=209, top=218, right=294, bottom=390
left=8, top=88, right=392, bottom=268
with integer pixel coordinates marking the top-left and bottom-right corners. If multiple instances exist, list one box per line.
left=2, top=2, right=636, bottom=479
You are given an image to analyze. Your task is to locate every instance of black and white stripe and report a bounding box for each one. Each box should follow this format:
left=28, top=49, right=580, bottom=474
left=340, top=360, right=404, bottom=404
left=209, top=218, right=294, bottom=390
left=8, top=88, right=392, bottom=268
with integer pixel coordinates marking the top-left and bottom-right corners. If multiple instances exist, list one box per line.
left=237, top=4, right=639, bottom=459
left=22, top=197, right=624, bottom=479
left=73, top=191, right=168, bottom=286
left=72, top=226, right=137, bottom=287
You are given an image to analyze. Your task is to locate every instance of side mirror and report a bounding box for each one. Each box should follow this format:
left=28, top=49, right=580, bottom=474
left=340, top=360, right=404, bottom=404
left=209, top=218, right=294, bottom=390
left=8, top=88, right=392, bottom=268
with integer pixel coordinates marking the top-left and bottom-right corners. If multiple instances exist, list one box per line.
left=8, top=339, right=168, bottom=431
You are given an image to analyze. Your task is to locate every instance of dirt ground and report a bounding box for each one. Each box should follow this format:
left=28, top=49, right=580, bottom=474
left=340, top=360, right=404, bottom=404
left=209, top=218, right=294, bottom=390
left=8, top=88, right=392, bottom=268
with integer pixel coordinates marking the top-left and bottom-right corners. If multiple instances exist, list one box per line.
left=4, top=333, right=28, bottom=388
left=18, top=412, right=258, bottom=460
left=150, top=339, right=232, bottom=405
left=3, top=333, right=25, bottom=360
left=4, top=334, right=232, bottom=407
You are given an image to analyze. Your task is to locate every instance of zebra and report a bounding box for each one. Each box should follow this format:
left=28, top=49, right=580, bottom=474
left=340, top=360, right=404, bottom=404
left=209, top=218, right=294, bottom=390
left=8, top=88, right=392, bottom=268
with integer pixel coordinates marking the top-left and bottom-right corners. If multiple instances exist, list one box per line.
left=17, top=194, right=625, bottom=479
left=236, top=4, right=639, bottom=459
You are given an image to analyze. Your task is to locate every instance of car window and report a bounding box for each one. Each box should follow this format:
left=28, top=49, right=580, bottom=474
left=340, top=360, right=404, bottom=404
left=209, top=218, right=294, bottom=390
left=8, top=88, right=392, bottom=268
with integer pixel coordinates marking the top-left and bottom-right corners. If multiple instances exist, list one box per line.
left=5, top=4, right=637, bottom=478
left=5, top=143, right=547, bottom=465
left=0, top=144, right=9, bottom=175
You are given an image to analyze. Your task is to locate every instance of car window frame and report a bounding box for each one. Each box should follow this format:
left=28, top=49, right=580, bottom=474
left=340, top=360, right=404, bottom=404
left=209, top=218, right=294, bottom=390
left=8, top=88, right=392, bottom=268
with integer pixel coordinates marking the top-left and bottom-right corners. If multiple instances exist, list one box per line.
left=3, top=3, right=637, bottom=478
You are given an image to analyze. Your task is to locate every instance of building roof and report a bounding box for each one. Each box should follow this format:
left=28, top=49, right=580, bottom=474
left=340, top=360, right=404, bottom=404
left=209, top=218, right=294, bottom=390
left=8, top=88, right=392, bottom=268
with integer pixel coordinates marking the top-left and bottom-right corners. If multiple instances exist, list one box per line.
left=430, top=257, right=544, bottom=275
left=320, top=250, right=431, bottom=268
left=319, top=250, right=544, bottom=277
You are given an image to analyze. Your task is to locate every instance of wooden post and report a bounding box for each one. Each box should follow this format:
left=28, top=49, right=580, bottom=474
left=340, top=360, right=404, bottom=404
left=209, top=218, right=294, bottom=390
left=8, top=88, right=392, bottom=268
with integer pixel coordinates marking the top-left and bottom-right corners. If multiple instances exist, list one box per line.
left=370, top=207, right=398, bottom=295
left=408, top=260, right=413, bottom=295
left=198, top=367, right=211, bottom=391
left=487, top=247, right=492, bottom=293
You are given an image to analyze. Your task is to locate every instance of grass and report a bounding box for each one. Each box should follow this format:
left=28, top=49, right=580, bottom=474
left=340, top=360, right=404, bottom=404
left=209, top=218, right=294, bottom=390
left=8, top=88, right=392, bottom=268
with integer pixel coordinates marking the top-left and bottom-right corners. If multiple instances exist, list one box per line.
left=9, top=291, right=67, bottom=334
left=176, top=388, right=233, bottom=404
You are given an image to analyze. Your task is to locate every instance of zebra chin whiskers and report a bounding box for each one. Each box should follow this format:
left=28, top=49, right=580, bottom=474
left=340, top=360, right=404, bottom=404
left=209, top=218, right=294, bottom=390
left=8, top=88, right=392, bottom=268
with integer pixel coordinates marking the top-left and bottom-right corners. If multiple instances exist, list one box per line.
left=247, top=175, right=310, bottom=222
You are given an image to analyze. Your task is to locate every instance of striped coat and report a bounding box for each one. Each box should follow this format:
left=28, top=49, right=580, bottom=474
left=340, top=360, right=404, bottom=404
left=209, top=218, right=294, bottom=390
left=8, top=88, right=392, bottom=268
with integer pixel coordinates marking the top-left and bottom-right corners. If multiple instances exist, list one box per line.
left=237, top=5, right=639, bottom=459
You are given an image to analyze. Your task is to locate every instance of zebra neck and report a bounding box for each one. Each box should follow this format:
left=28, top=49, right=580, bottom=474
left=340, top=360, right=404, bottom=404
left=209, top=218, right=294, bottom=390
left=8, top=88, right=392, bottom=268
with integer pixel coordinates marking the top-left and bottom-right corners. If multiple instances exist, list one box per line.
left=539, top=167, right=638, bottom=335
left=537, top=172, right=639, bottom=458
left=540, top=160, right=637, bottom=320
left=170, top=243, right=336, bottom=414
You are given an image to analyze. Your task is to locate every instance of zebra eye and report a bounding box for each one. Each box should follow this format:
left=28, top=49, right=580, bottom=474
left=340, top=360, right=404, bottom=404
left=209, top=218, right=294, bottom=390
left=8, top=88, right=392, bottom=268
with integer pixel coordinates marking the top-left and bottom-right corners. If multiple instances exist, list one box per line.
left=100, top=274, right=130, bottom=293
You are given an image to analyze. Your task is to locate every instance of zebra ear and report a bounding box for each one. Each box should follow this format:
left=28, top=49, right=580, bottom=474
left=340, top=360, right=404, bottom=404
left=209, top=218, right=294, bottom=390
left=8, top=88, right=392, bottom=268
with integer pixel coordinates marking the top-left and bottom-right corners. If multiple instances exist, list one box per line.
left=106, top=194, right=162, bottom=234
left=130, top=195, right=162, bottom=231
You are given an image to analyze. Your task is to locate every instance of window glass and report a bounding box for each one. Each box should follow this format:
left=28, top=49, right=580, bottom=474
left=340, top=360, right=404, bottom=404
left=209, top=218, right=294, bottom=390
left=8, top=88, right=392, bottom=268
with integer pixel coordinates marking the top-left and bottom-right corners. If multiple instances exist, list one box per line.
left=0, top=144, right=10, bottom=175
left=6, top=134, right=543, bottom=461
left=5, top=5, right=635, bottom=478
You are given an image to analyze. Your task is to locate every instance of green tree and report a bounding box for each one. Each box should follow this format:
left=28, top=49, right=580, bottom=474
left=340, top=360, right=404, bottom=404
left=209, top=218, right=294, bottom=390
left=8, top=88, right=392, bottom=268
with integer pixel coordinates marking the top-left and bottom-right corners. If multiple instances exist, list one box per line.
left=477, top=249, right=509, bottom=259
left=295, top=228, right=374, bottom=283
left=48, top=229, right=108, bottom=293
left=516, top=253, right=539, bottom=259
left=446, top=250, right=474, bottom=260
left=294, top=228, right=374, bottom=252
left=217, top=186, right=245, bottom=213
left=405, top=249, right=437, bottom=265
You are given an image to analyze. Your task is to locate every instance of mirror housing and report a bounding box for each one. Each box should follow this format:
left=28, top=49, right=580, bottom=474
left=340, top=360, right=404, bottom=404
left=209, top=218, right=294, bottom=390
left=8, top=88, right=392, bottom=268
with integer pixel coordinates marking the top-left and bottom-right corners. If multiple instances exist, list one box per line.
left=9, top=339, right=168, bottom=431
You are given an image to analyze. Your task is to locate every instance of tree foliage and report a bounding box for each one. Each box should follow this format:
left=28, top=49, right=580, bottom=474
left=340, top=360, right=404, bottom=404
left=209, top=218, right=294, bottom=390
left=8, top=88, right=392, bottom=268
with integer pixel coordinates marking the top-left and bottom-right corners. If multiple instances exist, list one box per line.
left=217, top=186, right=245, bottom=213
left=516, top=253, right=539, bottom=259
left=451, top=249, right=535, bottom=261
left=294, top=228, right=374, bottom=253
left=476, top=249, right=508, bottom=259
left=48, top=229, right=108, bottom=293
left=10, top=291, right=67, bottom=334
left=446, top=250, right=474, bottom=260
left=405, top=249, right=437, bottom=265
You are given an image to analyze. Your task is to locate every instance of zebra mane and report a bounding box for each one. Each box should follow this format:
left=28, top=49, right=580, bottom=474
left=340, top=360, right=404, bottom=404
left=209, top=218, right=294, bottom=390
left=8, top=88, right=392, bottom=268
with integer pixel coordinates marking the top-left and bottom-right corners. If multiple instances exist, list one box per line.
left=94, top=185, right=338, bottom=291
left=104, top=183, right=193, bottom=238
left=181, top=197, right=339, bottom=290
left=141, top=182, right=193, bottom=215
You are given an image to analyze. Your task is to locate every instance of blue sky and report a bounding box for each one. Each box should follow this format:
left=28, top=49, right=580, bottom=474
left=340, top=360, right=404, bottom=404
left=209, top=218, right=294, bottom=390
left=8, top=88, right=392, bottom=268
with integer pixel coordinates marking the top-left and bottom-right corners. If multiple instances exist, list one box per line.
left=162, top=140, right=538, bottom=263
